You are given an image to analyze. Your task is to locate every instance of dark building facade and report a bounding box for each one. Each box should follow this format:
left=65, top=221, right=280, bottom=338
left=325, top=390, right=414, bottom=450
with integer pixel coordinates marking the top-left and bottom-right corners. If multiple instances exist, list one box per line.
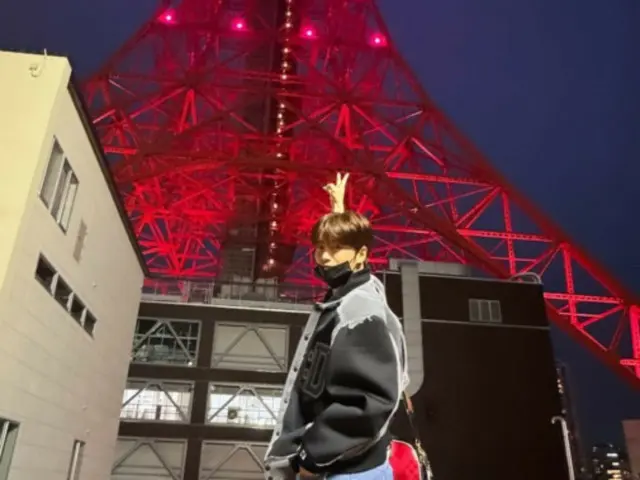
left=557, top=362, right=588, bottom=479
left=111, top=261, right=569, bottom=480
left=590, top=444, right=631, bottom=480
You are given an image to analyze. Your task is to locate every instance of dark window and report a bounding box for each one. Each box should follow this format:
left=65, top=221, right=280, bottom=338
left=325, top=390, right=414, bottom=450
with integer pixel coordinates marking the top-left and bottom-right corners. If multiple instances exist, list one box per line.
left=35, top=254, right=94, bottom=338
left=69, top=295, right=85, bottom=323
left=54, top=277, right=73, bottom=309
left=35, top=256, right=57, bottom=291
left=84, top=312, right=97, bottom=336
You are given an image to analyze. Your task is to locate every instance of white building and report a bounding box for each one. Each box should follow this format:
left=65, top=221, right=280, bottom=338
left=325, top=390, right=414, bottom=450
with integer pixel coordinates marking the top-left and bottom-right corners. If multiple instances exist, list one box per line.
left=0, top=51, right=147, bottom=480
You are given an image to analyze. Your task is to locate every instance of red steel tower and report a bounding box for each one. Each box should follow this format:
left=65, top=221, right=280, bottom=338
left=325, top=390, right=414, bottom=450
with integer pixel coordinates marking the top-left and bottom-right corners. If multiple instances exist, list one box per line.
left=83, top=0, right=640, bottom=387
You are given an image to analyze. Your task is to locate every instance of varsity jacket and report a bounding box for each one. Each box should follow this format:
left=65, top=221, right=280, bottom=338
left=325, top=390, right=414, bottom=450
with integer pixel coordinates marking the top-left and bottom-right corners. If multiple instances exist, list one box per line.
left=263, top=268, right=409, bottom=479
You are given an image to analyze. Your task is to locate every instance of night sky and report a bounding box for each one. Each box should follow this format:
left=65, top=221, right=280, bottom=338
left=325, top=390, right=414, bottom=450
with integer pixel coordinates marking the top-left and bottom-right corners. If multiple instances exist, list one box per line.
left=1, top=0, right=639, bottom=448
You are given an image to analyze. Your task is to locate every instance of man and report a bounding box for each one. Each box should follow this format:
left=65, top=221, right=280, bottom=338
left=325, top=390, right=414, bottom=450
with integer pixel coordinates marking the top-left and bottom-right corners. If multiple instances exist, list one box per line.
left=264, top=173, right=409, bottom=480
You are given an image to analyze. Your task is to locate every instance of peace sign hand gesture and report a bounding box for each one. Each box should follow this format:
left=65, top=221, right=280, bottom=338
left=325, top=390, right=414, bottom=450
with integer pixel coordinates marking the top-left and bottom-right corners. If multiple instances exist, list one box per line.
left=323, top=172, right=350, bottom=213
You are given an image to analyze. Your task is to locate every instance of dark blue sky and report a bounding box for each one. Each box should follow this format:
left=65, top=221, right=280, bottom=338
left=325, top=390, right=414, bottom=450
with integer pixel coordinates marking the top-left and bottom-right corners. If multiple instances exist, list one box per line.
left=2, top=0, right=639, bottom=447
left=378, top=0, right=640, bottom=448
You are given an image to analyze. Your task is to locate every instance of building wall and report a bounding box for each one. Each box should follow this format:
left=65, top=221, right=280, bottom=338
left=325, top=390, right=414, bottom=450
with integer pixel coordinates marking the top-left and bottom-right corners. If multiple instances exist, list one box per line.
left=113, top=267, right=568, bottom=480
left=624, top=420, right=640, bottom=477
left=114, top=296, right=308, bottom=480
left=0, top=51, right=62, bottom=291
left=390, top=270, right=568, bottom=480
left=0, top=51, right=145, bottom=480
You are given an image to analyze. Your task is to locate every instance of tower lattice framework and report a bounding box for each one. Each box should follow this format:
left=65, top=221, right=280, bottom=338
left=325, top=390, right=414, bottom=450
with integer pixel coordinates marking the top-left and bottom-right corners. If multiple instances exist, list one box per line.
left=83, top=0, right=640, bottom=387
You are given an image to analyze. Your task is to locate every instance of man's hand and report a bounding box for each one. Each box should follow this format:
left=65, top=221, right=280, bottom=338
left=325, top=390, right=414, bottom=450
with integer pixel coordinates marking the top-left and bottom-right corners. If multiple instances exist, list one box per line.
left=323, top=172, right=349, bottom=213
left=298, top=467, right=315, bottom=478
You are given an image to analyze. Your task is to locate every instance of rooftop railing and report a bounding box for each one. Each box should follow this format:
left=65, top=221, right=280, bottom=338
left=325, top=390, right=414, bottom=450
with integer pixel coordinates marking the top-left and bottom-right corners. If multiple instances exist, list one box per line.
left=141, top=278, right=326, bottom=307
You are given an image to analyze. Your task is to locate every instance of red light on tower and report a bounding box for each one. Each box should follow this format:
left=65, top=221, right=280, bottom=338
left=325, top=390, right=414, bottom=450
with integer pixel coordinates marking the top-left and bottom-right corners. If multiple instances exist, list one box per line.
left=370, top=33, right=387, bottom=47
left=159, top=10, right=176, bottom=24
left=232, top=19, right=246, bottom=31
left=301, top=26, right=316, bottom=39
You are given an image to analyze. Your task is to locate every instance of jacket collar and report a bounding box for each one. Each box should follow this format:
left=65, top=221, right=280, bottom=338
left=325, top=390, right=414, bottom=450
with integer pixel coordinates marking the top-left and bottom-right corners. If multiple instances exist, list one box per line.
left=317, top=266, right=372, bottom=308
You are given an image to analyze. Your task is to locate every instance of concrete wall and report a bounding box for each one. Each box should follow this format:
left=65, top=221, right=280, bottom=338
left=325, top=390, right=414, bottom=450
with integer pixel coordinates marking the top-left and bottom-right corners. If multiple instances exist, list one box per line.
left=0, top=51, right=61, bottom=292
left=0, top=51, right=145, bottom=480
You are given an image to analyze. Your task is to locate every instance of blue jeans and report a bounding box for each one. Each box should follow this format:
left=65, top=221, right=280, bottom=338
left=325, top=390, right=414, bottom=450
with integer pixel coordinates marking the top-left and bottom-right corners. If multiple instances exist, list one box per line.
left=321, top=461, right=394, bottom=480
left=328, top=462, right=393, bottom=480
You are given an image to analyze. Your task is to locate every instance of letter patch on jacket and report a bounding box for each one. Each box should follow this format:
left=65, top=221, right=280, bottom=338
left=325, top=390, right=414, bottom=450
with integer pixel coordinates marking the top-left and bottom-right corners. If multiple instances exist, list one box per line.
left=299, top=342, right=330, bottom=399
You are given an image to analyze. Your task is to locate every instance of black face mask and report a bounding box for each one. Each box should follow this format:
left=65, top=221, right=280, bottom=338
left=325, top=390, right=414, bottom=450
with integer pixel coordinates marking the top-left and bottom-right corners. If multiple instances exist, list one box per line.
left=314, top=261, right=353, bottom=289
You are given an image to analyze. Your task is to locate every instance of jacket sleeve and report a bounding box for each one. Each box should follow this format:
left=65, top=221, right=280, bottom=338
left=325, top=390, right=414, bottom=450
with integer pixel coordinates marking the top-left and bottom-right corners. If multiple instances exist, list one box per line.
left=293, top=316, right=401, bottom=473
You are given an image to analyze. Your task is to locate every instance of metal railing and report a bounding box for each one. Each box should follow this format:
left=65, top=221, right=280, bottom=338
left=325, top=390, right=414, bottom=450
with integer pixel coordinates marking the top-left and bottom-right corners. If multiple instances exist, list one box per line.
left=141, top=278, right=325, bottom=307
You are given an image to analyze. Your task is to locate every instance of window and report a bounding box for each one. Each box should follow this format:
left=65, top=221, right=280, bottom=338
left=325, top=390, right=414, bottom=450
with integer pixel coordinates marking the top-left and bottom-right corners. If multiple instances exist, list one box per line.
left=35, top=254, right=97, bottom=337
left=54, top=277, right=73, bottom=309
left=40, top=140, right=64, bottom=208
left=0, top=418, right=19, bottom=480
left=54, top=161, right=79, bottom=231
left=211, top=323, right=288, bottom=372
left=84, top=312, right=97, bottom=336
left=469, top=299, right=502, bottom=324
left=121, top=382, right=192, bottom=422
left=69, top=296, right=85, bottom=323
left=132, top=318, right=200, bottom=366
left=207, top=384, right=283, bottom=428
left=40, top=140, right=79, bottom=231
left=112, top=439, right=186, bottom=478
left=35, top=255, right=57, bottom=292
left=66, top=440, right=85, bottom=480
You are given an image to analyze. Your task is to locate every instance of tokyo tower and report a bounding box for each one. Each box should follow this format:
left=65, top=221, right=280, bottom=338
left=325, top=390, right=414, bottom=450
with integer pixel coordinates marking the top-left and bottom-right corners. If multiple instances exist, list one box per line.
left=82, top=0, right=640, bottom=387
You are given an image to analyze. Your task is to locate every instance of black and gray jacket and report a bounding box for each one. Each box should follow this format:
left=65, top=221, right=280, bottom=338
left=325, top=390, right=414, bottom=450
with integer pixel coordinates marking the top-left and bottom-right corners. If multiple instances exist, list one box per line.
left=264, top=268, right=409, bottom=479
